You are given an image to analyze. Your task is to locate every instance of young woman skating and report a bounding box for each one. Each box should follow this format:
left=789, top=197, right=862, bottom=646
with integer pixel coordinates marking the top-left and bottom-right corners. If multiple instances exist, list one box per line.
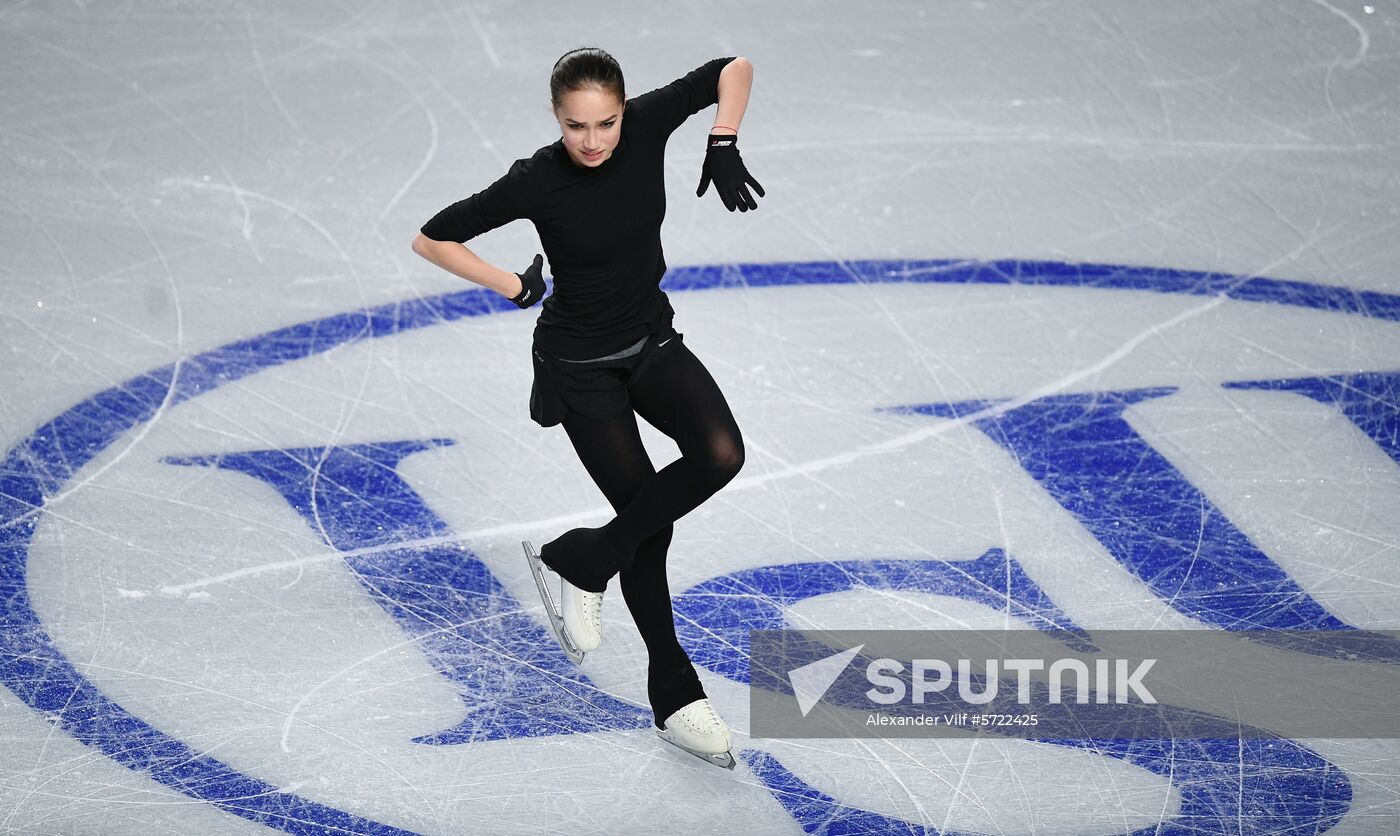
left=413, top=48, right=763, bottom=768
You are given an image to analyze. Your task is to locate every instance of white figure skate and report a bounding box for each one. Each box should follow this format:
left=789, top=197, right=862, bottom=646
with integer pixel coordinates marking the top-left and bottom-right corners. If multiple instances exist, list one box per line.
left=657, top=698, right=736, bottom=770
left=523, top=540, right=602, bottom=664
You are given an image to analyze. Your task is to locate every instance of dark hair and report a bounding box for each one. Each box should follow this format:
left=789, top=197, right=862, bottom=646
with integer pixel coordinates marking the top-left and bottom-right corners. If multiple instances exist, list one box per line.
left=550, top=47, right=625, bottom=110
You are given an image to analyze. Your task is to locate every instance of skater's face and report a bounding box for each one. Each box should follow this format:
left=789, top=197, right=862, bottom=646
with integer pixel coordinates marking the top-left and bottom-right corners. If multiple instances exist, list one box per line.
left=554, top=87, right=623, bottom=169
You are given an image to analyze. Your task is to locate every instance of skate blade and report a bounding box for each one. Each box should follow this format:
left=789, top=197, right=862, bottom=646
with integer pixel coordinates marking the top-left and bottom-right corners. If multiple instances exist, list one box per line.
left=656, top=729, right=737, bottom=771
left=523, top=540, right=585, bottom=665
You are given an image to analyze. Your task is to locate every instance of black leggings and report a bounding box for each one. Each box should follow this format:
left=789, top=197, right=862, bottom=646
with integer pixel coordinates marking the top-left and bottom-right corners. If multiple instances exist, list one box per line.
left=544, top=341, right=743, bottom=724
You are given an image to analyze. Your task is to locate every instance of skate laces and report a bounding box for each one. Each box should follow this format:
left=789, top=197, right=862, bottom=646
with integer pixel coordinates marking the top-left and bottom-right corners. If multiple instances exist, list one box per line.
left=672, top=699, right=722, bottom=733
left=559, top=580, right=603, bottom=651
left=580, top=590, right=603, bottom=633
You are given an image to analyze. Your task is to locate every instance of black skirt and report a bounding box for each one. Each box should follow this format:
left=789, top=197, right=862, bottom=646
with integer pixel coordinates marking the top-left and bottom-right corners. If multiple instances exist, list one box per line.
left=529, top=326, right=682, bottom=427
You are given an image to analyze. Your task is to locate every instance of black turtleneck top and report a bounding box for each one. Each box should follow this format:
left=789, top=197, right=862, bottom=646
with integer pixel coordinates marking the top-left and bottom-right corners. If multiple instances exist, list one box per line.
left=420, top=57, right=737, bottom=360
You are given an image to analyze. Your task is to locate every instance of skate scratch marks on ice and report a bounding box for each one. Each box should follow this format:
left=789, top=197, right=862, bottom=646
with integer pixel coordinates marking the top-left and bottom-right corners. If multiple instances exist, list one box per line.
left=729, top=292, right=1228, bottom=489
left=155, top=508, right=610, bottom=596
left=1302, top=0, right=1371, bottom=69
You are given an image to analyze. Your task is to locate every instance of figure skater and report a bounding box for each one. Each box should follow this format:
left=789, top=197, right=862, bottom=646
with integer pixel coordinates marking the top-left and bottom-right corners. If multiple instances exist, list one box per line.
left=412, top=48, right=763, bottom=769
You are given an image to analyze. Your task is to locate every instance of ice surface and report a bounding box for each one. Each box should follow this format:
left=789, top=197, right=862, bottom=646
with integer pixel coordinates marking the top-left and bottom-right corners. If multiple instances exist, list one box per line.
left=3, top=1, right=1400, bottom=833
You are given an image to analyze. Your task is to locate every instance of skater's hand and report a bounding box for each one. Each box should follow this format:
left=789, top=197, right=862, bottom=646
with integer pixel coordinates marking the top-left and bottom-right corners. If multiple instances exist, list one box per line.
left=696, top=133, right=764, bottom=212
left=511, top=254, right=546, bottom=309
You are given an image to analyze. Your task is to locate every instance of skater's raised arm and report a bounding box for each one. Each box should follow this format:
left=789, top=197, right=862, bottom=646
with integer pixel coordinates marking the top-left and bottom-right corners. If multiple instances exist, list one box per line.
left=711, top=57, right=752, bottom=137
left=696, top=57, right=764, bottom=212
left=628, top=56, right=736, bottom=135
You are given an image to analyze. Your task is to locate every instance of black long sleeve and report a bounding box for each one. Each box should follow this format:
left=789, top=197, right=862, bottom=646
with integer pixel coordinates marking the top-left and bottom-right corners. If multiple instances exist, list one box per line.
left=420, top=57, right=737, bottom=360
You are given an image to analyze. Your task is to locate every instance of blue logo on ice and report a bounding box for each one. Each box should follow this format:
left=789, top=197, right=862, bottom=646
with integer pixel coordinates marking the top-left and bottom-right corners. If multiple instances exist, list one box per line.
left=4, top=258, right=1393, bottom=832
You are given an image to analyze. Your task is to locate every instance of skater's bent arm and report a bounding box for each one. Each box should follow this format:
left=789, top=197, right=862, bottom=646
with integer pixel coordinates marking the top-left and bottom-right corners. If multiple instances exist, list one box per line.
left=712, top=57, right=752, bottom=136
left=411, top=233, right=523, bottom=298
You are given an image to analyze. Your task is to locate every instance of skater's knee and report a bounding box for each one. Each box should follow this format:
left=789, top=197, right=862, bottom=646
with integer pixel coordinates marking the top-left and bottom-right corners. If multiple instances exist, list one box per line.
left=704, top=431, right=744, bottom=487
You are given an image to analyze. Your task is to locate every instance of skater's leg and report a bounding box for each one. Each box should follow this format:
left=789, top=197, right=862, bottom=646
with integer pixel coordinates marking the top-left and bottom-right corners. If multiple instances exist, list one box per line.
left=619, top=539, right=707, bottom=726
left=538, top=411, right=650, bottom=591
left=607, top=342, right=745, bottom=554
left=540, top=345, right=744, bottom=586
left=625, top=343, right=740, bottom=726
left=540, top=346, right=743, bottom=587
left=546, top=411, right=703, bottom=721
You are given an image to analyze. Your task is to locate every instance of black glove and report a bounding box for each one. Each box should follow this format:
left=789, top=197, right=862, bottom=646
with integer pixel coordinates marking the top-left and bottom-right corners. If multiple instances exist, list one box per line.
left=696, top=133, right=765, bottom=212
left=511, top=254, right=546, bottom=309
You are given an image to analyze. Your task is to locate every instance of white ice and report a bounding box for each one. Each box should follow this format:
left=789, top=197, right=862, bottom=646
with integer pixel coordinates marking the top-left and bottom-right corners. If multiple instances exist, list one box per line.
left=2, top=1, right=1399, bottom=833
